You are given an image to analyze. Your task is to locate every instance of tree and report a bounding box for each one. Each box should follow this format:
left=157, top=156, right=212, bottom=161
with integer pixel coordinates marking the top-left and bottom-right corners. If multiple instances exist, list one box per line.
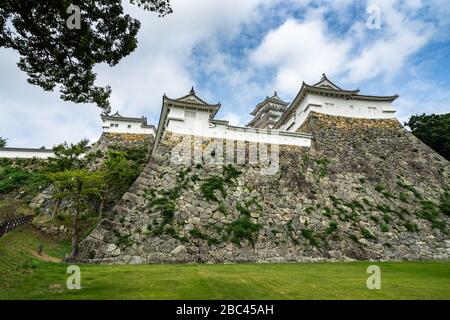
left=0, top=1, right=172, bottom=114
left=405, top=113, right=450, bottom=161
left=48, top=139, right=90, bottom=172
left=97, top=150, right=138, bottom=216
left=47, top=139, right=90, bottom=216
left=48, top=169, right=102, bottom=260
left=0, top=137, right=6, bottom=148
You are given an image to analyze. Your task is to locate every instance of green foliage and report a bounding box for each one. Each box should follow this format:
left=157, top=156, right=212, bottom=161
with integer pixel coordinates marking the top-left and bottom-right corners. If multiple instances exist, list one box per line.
left=404, top=222, right=419, bottom=232
left=396, top=180, right=422, bottom=199
left=97, top=150, right=142, bottom=214
left=405, top=113, right=450, bottom=160
left=0, top=1, right=172, bottom=111
left=417, top=200, right=446, bottom=231
left=226, top=216, right=261, bottom=247
left=315, top=157, right=329, bottom=177
left=115, top=232, right=133, bottom=247
left=188, top=228, right=220, bottom=245
left=301, top=228, right=318, bottom=246
left=345, top=200, right=364, bottom=211
left=399, top=192, right=408, bottom=203
left=322, top=207, right=332, bottom=218
left=0, top=164, right=49, bottom=199
left=359, top=177, right=366, bottom=183
left=223, top=165, right=242, bottom=183
left=304, top=206, right=314, bottom=214
left=361, top=228, right=376, bottom=240
left=374, top=184, right=394, bottom=199
left=349, top=234, right=359, bottom=243
left=201, top=176, right=225, bottom=202
left=0, top=136, right=6, bottom=148
left=218, top=203, right=228, bottom=215
left=286, top=220, right=300, bottom=245
left=329, top=195, right=341, bottom=207
left=47, top=169, right=103, bottom=259
left=380, top=224, right=389, bottom=232
left=376, top=204, right=392, bottom=213
left=236, top=202, right=251, bottom=216
left=149, top=197, right=175, bottom=225
left=369, top=215, right=380, bottom=223
left=48, top=139, right=90, bottom=171
left=189, top=227, right=206, bottom=240
left=301, top=154, right=309, bottom=172
left=200, top=165, right=242, bottom=202
left=440, top=190, right=450, bottom=216
left=325, top=221, right=338, bottom=235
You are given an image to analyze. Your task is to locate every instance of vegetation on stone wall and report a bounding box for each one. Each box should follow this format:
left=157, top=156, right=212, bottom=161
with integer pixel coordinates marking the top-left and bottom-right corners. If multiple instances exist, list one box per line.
left=0, top=158, right=49, bottom=202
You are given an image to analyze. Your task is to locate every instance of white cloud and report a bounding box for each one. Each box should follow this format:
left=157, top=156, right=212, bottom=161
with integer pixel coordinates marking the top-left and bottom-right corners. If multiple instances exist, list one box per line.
left=250, top=0, right=439, bottom=90
left=222, top=112, right=242, bottom=126
left=0, top=0, right=274, bottom=147
left=1, top=0, right=449, bottom=148
left=0, top=49, right=100, bottom=148
left=250, top=18, right=351, bottom=94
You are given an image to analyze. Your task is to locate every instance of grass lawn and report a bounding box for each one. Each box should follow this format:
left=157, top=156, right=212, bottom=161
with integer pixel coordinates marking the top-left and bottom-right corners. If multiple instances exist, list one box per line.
left=1, top=228, right=449, bottom=300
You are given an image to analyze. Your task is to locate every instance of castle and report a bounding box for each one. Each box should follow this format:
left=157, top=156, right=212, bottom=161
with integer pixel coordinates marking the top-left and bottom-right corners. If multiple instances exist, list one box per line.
left=75, top=75, right=449, bottom=264
left=0, top=73, right=397, bottom=159
left=3, top=75, right=448, bottom=264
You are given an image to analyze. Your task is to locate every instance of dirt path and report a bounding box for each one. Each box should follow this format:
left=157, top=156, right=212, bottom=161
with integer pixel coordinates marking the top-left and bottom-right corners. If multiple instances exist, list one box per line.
left=31, top=250, right=62, bottom=263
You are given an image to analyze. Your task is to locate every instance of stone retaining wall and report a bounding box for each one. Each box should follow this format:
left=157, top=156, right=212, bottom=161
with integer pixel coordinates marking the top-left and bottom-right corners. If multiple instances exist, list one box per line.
left=77, top=113, right=450, bottom=264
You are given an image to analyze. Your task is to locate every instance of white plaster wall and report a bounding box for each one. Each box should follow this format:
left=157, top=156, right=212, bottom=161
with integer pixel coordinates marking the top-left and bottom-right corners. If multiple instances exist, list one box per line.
left=166, top=107, right=311, bottom=147
left=103, top=119, right=155, bottom=135
left=280, top=95, right=396, bottom=132
left=0, top=150, right=54, bottom=159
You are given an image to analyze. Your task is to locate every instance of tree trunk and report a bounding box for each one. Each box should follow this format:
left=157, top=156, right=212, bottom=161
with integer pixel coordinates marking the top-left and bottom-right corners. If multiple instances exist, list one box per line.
left=53, top=197, right=61, bottom=218
left=71, top=197, right=80, bottom=261
left=99, top=188, right=110, bottom=217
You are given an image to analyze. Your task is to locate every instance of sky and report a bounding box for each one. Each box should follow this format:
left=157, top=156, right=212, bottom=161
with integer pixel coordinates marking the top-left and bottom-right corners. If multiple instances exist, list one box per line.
left=1, top=0, right=449, bottom=148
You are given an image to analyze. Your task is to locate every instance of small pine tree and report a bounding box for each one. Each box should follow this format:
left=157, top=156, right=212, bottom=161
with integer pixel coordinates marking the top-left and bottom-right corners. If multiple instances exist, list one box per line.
left=0, top=137, right=6, bottom=148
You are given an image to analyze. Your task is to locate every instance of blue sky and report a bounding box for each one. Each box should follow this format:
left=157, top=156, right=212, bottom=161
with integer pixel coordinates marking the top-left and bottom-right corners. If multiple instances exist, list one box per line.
left=1, top=0, right=450, bottom=148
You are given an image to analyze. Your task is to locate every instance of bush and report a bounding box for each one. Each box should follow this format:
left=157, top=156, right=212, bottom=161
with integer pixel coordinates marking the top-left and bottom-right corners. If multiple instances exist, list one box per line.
left=226, top=216, right=261, bottom=247
left=440, top=191, right=450, bottom=216
left=361, top=228, right=376, bottom=240
left=301, top=228, right=318, bottom=246
left=325, top=221, right=338, bottom=235
left=201, top=176, right=225, bottom=202
left=223, top=165, right=241, bottom=183
left=150, top=197, right=175, bottom=224
left=399, top=192, right=408, bottom=203
left=404, top=222, right=419, bottom=232
left=315, top=158, right=329, bottom=177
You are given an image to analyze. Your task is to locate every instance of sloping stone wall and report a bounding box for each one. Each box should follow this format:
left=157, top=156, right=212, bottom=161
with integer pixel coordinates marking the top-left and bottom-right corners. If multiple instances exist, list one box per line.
left=77, top=113, right=450, bottom=264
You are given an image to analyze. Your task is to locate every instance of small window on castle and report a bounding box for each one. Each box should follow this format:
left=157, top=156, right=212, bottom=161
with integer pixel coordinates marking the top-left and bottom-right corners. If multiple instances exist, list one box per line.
left=115, top=124, right=119, bottom=127
left=349, top=105, right=354, bottom=109
left=185, top=110, right=196, bottom=118
left=325, top=103, right=334, bottom=107
left=368, top=106, right=377, bottom=110
left=110, top=123, right=114, bottom=127
left=127, top=125, right=132, bottom=129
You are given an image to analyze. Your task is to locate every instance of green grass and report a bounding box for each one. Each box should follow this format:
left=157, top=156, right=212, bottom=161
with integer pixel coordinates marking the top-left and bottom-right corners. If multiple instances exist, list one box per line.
left=1, top=228, right=449, bottom=300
